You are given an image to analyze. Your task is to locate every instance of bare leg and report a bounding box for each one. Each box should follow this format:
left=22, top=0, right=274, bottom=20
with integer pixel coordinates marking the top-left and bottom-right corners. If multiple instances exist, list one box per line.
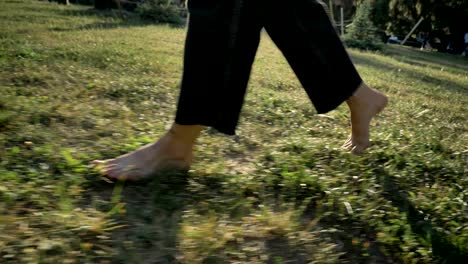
left=92, top=124, right=203, bottom=181
left=343, top=83, right=388, bottom=155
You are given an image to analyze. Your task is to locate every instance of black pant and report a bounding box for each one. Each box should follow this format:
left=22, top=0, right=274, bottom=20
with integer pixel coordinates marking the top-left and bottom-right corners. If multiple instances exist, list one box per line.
left=175, top=0, right=362, bottom=135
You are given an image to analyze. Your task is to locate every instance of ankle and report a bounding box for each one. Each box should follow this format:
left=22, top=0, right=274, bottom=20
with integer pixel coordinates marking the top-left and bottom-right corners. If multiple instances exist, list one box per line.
left=347, top=83, right=380, bottom=109
left=348, top=82, right=367, bottom=100
left=167, top=123, right=203, bottom=145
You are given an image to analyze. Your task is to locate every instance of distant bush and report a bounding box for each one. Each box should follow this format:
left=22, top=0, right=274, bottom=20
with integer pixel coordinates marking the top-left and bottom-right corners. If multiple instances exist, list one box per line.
left=135, top=0, right=184, bottom=25
left=343, top=1, right=383, bottom=51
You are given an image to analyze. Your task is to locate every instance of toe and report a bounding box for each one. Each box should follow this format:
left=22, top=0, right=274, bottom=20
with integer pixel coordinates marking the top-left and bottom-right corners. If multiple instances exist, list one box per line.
left=351, top=142, right=370, bottom=155
left=104, top=164, right=124, bottom=176
left=91, top=160, right=106, bottom=166
left=342, top=138, right=350, bottom=145
left=351, top=145, right=364, bottom=155
left=104, top=164, right=117, bottom=171
left=342, top=140, right=353, bottom=149
left=92, top=159, right=116, bottom=167
left=106, top=168, right=127, bottom=180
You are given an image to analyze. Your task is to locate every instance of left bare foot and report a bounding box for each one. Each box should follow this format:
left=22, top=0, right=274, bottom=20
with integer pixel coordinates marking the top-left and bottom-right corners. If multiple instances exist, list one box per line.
left=92, top=124, right=202, bottom=181
left=343, top=83, right=388, bottom=155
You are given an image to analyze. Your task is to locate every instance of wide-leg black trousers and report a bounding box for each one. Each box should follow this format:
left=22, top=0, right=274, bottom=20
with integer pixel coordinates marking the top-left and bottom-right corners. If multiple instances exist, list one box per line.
left=175, top=0, right=362, bottom=135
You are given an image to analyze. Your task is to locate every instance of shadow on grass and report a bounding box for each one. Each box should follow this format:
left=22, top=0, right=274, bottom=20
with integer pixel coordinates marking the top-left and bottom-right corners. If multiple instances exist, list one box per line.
left=308, top=209, right=394, bottom=264
left=82, top=171, right=283, bottom=262
left=390, top=57, right=467, bottom=76
left=50, top=20, right=186, bottom=32
left=299, top=170, right=467, bottom=263
left=352, top=53, right=467, bottom=94
left=49, top=7, right=186, bottom=32
left=81, top=169, right=190, bottom=263
left=60, top=7, right=128, bottom=19
left=109, top=171, right=189, bottom=263
left=82, top=154, right=466, bottom=263
left=49, top=22, right=143, bottom=32
left=376, top=171, right=468, bottom=263
left=384, top=46, right=468, bottom=73
left=83, top=170, right=343, bottom=263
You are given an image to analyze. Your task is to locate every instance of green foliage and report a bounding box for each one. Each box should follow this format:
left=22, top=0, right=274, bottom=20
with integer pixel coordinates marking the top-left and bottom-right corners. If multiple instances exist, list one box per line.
left=366, top=0, right=468, bottom=37
left=344, top=1, right=383, bottom=50
left=135, top=0, right=184, bottom=25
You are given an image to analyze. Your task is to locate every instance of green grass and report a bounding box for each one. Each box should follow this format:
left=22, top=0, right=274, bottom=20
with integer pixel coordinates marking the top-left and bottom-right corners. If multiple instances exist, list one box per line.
left=1, top=1, right=467, bottom=263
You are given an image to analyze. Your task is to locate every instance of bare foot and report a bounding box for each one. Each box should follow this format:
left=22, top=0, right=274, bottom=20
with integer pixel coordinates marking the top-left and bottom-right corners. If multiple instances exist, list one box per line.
left=92, top=124, right=202, bottom=181
left=343, top=83, right=388, bottom=155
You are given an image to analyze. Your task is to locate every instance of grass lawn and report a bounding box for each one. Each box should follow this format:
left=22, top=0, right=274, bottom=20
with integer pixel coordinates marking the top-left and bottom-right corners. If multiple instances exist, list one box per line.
left=0, top=1, right=467, bottom=263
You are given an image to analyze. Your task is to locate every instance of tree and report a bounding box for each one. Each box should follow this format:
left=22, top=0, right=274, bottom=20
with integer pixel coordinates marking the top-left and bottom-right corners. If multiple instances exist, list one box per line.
left=350, top=0, right=468, bottom=52
left=364, top=0, right=468, bottom=37
left=135, top=0, right=184, bottom=25
left=344, top=1, right=383, bottom=50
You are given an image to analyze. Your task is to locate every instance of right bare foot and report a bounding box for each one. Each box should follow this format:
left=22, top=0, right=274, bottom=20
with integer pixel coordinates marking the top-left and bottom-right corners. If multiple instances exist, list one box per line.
left=92, top=125, right=202, bottom=181
left=343, top=83, right=388, bottom=155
